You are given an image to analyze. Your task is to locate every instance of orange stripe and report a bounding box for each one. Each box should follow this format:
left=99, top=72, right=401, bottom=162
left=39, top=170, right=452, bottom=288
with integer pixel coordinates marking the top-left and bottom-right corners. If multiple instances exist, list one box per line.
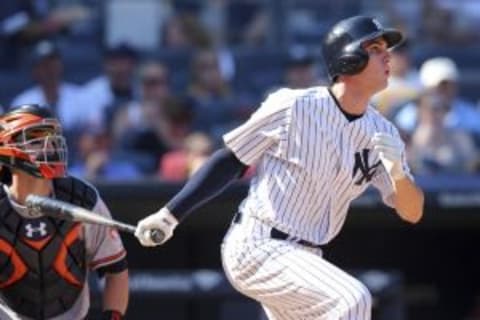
left=53, top=224, right=83, bottom=287
left=22, top=235, right=53, bottom=251
left=0, top=147, right=31, bottom=160
left=0, top=239, right=27, bottom=288
left=90, top=249, right=126, bottom=269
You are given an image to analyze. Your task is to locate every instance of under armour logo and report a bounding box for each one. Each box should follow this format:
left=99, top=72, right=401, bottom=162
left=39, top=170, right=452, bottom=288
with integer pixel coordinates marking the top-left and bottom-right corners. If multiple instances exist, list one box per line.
left=352, top=149, right=381, bottom=185
left=25, top=222, right=48, bottom=238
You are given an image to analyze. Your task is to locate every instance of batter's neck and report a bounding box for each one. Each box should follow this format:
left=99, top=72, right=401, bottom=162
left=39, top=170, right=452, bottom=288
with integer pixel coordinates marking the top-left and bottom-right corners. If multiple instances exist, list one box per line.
left=330, top=83, right=370, bottom=115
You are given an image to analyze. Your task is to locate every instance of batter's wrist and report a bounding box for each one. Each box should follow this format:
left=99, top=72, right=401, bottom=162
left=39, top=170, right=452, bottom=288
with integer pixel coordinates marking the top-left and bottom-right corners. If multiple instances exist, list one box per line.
left=158, top=207, right=179, bottom=229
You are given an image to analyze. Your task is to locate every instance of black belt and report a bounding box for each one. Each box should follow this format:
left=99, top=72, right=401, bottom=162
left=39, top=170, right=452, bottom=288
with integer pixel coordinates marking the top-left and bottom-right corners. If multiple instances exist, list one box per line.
left=232, top=212, right=322, bottom=249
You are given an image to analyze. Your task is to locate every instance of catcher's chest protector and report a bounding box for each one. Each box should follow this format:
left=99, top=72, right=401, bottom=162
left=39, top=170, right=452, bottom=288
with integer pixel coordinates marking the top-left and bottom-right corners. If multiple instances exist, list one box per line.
left=0, top=177, right=96, bottom=319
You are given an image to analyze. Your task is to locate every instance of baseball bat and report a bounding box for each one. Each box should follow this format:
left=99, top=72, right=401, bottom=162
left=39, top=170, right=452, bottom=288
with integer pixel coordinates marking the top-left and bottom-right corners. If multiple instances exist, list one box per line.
left=25, top=194, right=165, bottom=244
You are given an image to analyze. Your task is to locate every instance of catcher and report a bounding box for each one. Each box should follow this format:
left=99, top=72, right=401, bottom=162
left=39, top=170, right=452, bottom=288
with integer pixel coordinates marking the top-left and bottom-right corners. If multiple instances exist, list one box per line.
left=0, top=104, right=128, bottom=320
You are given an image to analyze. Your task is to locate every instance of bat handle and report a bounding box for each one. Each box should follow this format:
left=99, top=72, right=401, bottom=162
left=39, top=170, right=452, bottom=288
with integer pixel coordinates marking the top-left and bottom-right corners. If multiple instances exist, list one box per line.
left=150, top=229, right=166, bottom=244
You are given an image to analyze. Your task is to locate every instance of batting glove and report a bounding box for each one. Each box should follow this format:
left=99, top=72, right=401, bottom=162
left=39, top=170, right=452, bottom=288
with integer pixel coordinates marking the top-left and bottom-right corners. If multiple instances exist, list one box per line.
left=135, top=207, right=178, bottom=247
left=371, top=132, right=406, bottom=181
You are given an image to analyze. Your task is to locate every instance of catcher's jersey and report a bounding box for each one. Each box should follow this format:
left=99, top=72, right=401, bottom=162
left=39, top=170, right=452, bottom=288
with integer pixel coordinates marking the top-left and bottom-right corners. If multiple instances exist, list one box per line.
left=0, top=180, right=126, bottom=320
left=224, top=87, right=411, bottom=245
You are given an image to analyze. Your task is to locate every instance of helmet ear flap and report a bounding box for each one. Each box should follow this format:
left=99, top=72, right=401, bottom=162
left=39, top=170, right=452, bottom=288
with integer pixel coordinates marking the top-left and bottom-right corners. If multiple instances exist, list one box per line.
left=336, top=47, right=369, bottom=75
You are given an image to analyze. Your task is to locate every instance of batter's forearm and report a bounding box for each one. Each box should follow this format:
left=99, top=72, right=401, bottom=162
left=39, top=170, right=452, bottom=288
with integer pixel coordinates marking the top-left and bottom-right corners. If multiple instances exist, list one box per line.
left=393, top=177, right=424, bottom=223
left=102, top=270, right=129, bottom=314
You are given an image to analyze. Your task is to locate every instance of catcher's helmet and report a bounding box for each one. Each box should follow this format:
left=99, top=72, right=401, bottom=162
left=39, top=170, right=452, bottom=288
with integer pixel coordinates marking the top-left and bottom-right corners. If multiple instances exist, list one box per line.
left=322, top=16, right=403, bottom=81
left=0, top=104, right=67, bottom=179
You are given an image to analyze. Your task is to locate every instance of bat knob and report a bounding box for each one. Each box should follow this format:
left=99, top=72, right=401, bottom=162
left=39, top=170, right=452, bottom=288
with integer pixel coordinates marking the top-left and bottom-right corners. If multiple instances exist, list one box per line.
left=150, top=229, right=165, bottom=244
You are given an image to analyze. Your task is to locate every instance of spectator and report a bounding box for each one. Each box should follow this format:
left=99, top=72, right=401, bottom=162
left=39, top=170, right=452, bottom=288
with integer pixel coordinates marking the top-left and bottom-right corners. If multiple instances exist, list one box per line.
left=112, top=61, right=193, bottom=175
left=240, top=6, right=271, bottom=47
left=186, top=48, right=239, bottom=142
left=198, top=0, right=227, bottom=48
left=394, top=57, right=480, bottom=142
left=69, top=126, right=142, bottom=182
left=11, top=40, right=85, bottom=131
left=159, top=132, right=214, bottom=182
left=283, top=46, right=323, bottom=89
left=379, top=0, right=479, bottom=45
left=110, top=61, right=172, bottom=141
left=379, top=0, right=421, bottom=42
left=119, top=97, right=192, bottom=156
left=80, top=42, right=139, bottom=129
left=162, top=13, right=212, bottom=50
left=372, top=40, right=422, bottom=117
left=161, top=10, right=236, bottom=93
left=408, top=91, right=478, bottom=174
left=420, top=0, right=478, bottom=44
left=0, top=0, right=91, bottom=68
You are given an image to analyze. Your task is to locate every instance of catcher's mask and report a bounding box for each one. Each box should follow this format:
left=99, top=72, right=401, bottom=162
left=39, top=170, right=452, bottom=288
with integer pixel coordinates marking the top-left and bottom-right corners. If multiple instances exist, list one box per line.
left=0, top=104, right=67, bottom=179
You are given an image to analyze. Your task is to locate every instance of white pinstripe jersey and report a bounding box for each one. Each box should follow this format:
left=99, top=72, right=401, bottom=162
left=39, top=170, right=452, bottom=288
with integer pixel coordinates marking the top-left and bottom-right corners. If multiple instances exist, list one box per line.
left=223, top=87, right=412, bottom=245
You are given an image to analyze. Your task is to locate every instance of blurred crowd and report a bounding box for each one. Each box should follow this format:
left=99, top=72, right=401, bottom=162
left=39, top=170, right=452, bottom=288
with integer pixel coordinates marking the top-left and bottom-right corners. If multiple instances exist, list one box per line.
left=1, top=0, right=480, bottom=182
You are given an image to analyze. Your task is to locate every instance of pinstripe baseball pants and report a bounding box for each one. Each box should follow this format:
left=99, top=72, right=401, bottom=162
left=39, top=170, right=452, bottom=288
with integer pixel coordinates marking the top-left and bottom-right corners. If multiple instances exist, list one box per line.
left=221, top=216, right=372, bottom=320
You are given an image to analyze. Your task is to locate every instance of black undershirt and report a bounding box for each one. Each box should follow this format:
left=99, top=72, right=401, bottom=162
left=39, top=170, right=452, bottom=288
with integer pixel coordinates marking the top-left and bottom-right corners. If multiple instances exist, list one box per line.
left=327, top=88, right=364, bottom=122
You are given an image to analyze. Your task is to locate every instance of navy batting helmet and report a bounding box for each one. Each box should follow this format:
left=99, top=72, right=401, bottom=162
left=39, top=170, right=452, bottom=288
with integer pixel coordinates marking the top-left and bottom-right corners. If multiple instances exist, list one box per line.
left=322, top=16, right=403, bottom=81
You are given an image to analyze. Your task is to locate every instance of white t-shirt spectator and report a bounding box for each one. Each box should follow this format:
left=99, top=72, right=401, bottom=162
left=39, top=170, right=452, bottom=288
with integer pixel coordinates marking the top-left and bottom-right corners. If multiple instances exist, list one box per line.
left=11, top=83, right=88, bottom=130
left=79, top=76, right=113, bottom=126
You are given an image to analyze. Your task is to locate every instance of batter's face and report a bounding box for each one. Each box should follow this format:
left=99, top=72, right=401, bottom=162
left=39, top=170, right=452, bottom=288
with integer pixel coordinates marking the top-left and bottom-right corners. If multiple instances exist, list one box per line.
left=361, top=38, right=391, bottom=92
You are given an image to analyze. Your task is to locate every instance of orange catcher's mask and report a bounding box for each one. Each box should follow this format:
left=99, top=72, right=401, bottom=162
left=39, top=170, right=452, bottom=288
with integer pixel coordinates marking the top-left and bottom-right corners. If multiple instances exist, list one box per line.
left=0, top=104, right=67, bottom=179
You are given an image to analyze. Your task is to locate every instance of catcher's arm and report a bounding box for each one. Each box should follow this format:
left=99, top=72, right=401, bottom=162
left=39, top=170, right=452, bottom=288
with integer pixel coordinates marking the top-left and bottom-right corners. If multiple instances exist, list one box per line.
left=102, top=270, right=129, bottom=319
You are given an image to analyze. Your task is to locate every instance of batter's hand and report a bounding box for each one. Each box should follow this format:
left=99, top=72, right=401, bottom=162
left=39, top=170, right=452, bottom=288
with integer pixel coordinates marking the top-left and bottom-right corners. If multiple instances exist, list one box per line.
left=135, top=207, right=178, bottom=246
left=372, top=132, right=405, bottom=181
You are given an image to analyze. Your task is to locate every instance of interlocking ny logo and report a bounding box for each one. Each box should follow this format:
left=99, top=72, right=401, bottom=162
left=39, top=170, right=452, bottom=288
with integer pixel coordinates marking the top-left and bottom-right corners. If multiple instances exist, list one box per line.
left=25, top=222, right=48, bottom=238
left=352, top=149, right=381, bottom=185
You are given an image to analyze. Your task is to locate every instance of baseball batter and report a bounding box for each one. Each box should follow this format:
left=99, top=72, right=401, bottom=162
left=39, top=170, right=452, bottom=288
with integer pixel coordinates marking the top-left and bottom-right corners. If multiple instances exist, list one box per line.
left=0, top=105, right=129, bottom=320
left=136, top=16, right=424, bottom=319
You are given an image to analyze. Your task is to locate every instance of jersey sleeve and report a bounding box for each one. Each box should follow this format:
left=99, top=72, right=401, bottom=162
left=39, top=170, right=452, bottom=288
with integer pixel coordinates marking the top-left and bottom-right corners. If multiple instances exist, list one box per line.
left=84, top=197, right=127, bottom=270
left=371, top=124, right=413, bottom=208
left=223, top=88, right=294, bottom=165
